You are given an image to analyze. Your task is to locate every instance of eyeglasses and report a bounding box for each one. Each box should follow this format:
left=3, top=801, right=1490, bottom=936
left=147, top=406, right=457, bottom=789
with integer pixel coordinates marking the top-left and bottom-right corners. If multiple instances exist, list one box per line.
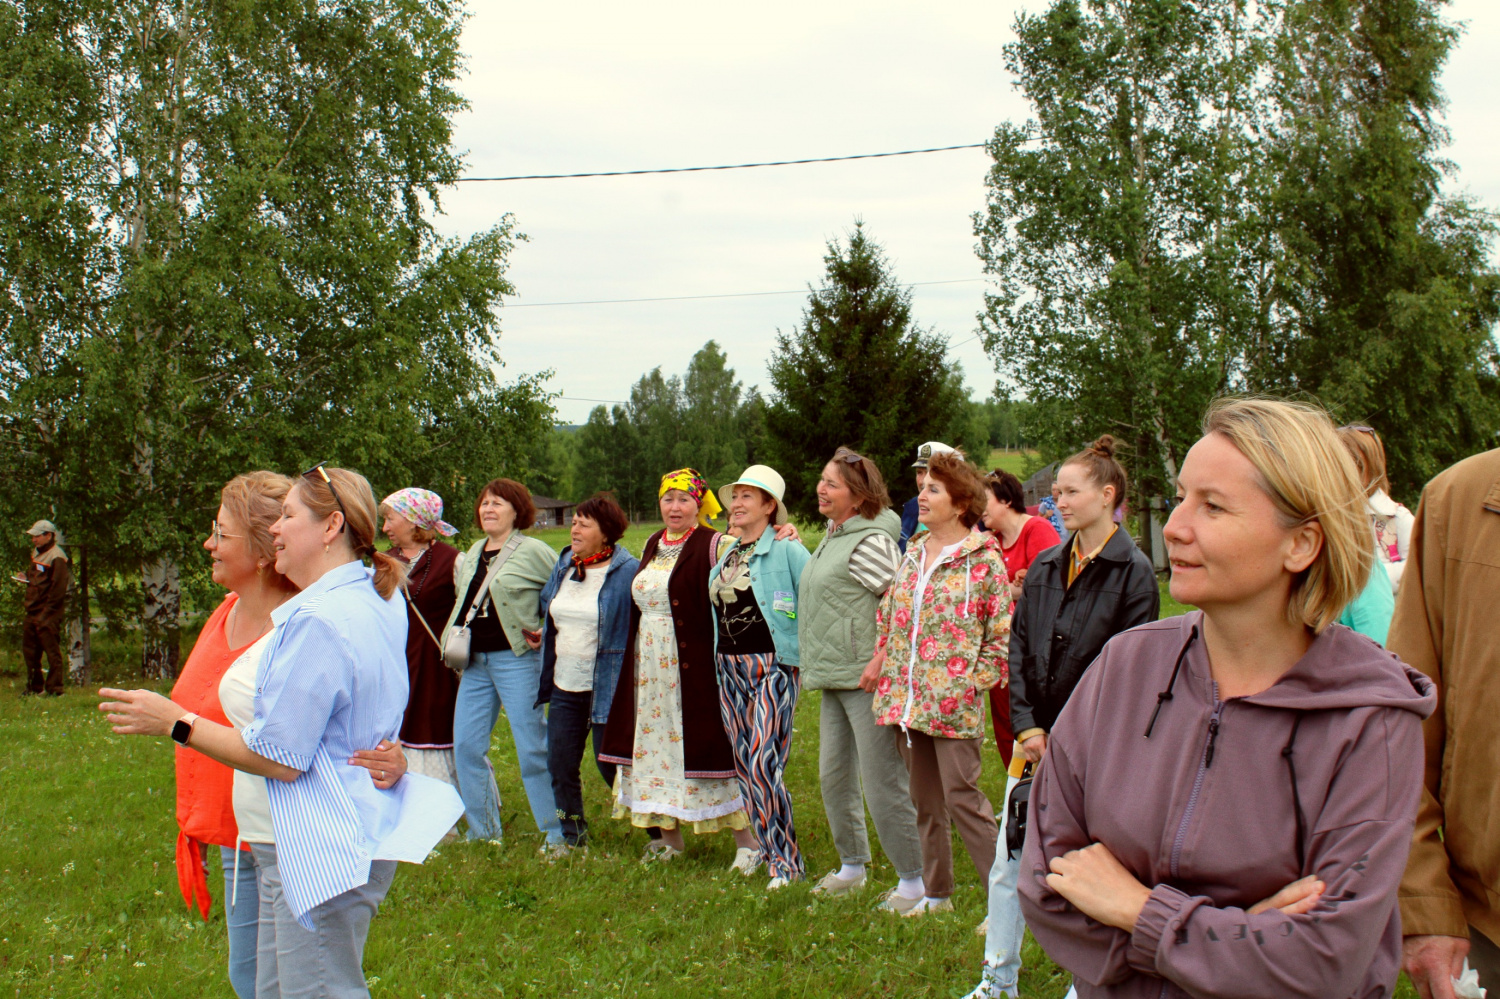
left=1340, top=424, right=1376, bottom=435
left=833, top=447, right=867, bottom=464
left=302, top=461, right=349, bottom=533
left=210, top=521, right=244, bottom=546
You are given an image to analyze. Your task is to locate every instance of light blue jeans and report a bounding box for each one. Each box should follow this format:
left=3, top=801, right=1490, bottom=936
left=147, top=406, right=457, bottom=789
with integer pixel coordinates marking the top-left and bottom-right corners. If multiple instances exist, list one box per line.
left=453, top=647, right=562, bottom=844
left=219, top=845, right=260, bottom=999
left=982, top=773, right=1026, bottom=992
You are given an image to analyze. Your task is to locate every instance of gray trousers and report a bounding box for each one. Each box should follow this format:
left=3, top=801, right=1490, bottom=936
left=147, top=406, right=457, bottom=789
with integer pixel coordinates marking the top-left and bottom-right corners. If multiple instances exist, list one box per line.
left=817, top=687, right=924, bottom=879
left=250, top=844, right=397, bottom=999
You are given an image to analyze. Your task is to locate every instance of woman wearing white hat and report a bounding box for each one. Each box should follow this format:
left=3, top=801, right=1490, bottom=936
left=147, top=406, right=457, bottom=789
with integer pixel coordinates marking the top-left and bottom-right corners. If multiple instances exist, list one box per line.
left=710, top=465, right=812, bottom=889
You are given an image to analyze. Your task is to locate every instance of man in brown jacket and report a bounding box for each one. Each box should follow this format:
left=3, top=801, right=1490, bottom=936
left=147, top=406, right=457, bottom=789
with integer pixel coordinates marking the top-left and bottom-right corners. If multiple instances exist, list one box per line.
left=1389, top=448, right=1500, bottom=999
left=20, top=519, right=70, bottom=696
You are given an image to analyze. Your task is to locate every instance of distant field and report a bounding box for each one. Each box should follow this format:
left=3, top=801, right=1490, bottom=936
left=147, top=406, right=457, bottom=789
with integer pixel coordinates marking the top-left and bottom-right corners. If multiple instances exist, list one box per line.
left=987, top=448, right=1039, bottom=475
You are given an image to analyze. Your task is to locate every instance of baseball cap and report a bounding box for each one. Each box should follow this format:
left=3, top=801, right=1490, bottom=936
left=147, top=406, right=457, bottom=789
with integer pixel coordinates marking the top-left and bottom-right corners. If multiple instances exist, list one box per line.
left=26, top=520, right=58, bottom=537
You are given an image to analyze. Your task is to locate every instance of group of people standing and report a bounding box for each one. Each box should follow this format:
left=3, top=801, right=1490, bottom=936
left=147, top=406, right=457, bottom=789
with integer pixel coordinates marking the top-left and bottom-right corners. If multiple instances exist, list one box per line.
left=81, top=391, right=1500, bottom=999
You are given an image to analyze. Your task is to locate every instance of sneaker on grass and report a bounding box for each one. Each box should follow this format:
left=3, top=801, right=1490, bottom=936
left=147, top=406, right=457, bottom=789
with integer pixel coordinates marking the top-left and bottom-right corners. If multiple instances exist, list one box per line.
left=811, top=869, right=867, bottom=897
left=730, top=848, right=764, bottom=876
left=640, top=840, right=683, bottom=864
left=875, top=888, right=927, bottom=917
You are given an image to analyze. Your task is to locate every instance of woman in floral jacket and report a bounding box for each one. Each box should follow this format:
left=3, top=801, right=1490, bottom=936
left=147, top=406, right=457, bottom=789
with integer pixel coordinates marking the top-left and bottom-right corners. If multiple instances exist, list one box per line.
left=862, top=450, right=1010, bottom=916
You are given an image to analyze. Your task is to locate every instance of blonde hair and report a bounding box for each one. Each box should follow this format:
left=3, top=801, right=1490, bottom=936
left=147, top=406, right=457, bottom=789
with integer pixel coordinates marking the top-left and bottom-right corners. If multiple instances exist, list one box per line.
left=294, top=467, right=404, bottom=600
left=1203, top=398, right=1373, bottom=633
left=1335, top=425, right=1390, bottom=498
left=220, top=472, right=297, bottom=592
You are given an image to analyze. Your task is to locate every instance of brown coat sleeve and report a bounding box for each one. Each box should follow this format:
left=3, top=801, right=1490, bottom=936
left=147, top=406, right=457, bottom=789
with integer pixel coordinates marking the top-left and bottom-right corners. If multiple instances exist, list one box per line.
left=1389, top=483, right=1468, bottom=938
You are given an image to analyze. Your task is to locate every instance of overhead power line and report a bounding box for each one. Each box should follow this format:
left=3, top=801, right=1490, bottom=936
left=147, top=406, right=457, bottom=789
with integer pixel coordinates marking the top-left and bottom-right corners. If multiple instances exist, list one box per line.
left=458, top=143, right=988, bottom=183
left=505, top=277, right=985, bottom=309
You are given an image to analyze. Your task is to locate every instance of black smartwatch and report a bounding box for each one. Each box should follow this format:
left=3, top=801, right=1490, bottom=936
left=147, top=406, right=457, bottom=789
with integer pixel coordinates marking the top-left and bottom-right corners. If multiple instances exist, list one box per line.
left=170, top=712, right=199, bottom=745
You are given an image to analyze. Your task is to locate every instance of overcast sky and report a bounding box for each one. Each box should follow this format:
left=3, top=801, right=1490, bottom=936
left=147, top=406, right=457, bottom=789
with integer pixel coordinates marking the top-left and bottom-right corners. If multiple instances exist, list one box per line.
left=432, top=1, right=1500, bottom=425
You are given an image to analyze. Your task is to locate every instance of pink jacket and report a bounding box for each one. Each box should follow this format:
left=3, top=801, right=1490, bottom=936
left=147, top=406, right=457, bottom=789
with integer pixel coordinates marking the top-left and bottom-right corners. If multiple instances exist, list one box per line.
left=1022, top=612, right=1434, bottom=998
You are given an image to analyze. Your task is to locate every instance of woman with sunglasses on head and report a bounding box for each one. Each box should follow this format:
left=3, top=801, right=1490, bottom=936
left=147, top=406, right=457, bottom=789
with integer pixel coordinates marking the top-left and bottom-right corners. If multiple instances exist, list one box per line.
left=600, top=469, right=759, bottom=866
left=102, top=464, right=454, bottom=999
left=535, top=493, right=640, bottom=853
left=709, top=465, right=812, bottom=889
left=1337, top=425, right=1414, bottom=595
left=966, top=437, right=1157, bottom=999
left=380, top=488, right=462, bottom=791
left=797, top=447, right=926, bottom=907
left=1017, top=399, right=1433, bottom=999
left=443, top=478, right=564, bottom=852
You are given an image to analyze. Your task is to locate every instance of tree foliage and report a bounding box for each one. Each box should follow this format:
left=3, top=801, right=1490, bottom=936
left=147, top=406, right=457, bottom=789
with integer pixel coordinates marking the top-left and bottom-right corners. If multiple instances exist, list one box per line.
left=765, top=223, right=979, bottom=520
left=0, top=0, right=553, bottom=672
left=978, top=0, right=1499, bottom=508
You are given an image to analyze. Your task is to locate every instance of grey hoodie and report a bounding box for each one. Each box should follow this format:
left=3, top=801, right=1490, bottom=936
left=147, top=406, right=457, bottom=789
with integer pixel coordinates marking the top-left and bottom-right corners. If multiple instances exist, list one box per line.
left=1021, top=611, right=1435, bottom=999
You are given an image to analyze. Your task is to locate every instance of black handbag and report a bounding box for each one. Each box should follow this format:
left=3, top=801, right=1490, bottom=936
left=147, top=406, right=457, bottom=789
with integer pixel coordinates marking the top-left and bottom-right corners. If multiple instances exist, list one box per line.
left=1005, top=760, right=1036, bottom=860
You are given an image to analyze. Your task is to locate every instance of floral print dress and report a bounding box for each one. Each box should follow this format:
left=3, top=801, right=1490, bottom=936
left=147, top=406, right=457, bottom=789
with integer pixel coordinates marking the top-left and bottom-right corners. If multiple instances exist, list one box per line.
left=613, top=544, right=748, bottom=832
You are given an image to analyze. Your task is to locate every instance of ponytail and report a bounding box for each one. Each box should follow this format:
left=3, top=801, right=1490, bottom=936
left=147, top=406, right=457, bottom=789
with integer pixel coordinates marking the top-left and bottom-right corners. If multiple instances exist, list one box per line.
left=369, top=548, right=406, bottom=601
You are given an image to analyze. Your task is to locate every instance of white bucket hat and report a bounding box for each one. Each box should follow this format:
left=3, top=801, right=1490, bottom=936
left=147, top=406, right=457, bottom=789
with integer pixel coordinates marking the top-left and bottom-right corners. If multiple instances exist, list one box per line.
left=718, top=465, right=789, bottom=527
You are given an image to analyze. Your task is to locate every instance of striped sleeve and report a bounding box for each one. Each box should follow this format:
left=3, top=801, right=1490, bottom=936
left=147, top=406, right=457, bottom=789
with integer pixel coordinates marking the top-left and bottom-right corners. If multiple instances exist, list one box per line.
left=848, top=533, right=900, bottom=594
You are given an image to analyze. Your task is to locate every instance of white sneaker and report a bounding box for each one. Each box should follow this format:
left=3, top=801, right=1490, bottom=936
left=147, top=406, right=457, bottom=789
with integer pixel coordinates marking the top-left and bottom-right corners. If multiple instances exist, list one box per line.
left=730, top=847, right=764, bottom=876
left=811, top=869, right=867, bottom=897
left=875, top=888, right=927, bottom=916
left=961, top=978, right=1018, bottom=999
left=975, top=916, right=990, bottom=937
left=766, top=875, right=791, bottom=891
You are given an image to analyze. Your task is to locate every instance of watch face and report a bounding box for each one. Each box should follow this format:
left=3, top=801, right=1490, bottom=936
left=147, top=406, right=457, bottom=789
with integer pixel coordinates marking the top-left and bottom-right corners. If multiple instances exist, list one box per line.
left=171, top=719, right=192, bottom=744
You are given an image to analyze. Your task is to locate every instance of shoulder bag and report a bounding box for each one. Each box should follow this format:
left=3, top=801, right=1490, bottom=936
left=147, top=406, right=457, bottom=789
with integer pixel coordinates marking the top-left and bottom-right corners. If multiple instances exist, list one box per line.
left=443, top=534, right=522, bottom=673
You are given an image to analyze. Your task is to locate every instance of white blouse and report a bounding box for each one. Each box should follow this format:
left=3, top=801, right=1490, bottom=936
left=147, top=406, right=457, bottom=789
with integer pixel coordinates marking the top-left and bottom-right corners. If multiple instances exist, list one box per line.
left=218, top=633, right=275, bottom=845
left=549, top=567, right=608, bottom=692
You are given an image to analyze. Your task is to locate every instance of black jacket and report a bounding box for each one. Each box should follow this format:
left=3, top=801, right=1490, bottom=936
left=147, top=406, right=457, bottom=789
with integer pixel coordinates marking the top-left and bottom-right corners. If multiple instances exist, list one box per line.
left=1008, top=526, right=1159, bottom=736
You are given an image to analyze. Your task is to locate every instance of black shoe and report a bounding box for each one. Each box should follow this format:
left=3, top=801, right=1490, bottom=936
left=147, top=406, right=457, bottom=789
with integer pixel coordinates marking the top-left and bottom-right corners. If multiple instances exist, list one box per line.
left=44, top=690, right=63, bottom=697
left=21, top=689, right=41, bottom=697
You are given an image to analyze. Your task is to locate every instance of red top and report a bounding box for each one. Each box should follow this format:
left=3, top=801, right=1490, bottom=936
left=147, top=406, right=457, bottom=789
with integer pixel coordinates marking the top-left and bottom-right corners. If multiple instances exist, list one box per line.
left=169, top=594, right=253, bottom=918
left=990, top=516, right=1064, bottom=763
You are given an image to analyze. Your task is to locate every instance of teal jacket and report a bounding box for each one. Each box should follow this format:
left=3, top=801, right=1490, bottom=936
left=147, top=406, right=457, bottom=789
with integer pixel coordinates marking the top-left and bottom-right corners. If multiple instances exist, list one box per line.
left=710, top=526, right=811, bottom=666
left=1339, top=558, right=1395, bottom=646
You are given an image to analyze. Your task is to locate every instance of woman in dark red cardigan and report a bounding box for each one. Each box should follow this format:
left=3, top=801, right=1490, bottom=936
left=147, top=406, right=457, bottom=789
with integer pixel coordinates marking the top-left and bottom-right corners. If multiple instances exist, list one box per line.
left=380, top=488, right=461, bottom=787
left=600, top=469, right=758, bottom=868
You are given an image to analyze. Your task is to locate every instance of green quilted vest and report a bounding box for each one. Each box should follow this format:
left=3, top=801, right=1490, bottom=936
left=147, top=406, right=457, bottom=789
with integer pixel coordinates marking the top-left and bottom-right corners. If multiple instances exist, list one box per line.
left=797, top=509, right=902, bottom=690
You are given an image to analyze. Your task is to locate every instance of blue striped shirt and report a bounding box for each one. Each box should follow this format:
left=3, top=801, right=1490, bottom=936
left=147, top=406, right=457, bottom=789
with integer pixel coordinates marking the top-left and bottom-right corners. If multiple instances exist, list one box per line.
left=241, top=560, right=409, bottom=928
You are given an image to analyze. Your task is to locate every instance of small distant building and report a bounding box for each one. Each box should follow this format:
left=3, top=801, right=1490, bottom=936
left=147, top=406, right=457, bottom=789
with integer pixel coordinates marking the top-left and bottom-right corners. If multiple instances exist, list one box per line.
left=1022, top=462, right=1059, bottom=510
left=531, top=494, right=576, bottom=527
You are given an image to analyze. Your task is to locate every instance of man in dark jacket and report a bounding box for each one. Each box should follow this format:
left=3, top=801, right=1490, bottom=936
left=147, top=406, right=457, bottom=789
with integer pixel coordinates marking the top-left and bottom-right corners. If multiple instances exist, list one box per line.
left=20, top=519, right=70, bottom=696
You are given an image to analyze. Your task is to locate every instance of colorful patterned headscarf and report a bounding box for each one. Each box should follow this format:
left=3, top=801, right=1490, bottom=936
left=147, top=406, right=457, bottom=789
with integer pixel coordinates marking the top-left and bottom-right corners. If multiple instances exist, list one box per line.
left=658, top=468, right=723, bottom=528
left=380, top=487, right=458, bottom=537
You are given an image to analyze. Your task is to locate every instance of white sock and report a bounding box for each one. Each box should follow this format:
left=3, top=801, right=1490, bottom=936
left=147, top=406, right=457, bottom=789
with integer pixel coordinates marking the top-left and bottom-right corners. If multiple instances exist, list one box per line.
left=837, top=863, right=865, bottom=881
left=924, top=895, right=947, bottom=905
left=896, top=876, right=925, bottom=900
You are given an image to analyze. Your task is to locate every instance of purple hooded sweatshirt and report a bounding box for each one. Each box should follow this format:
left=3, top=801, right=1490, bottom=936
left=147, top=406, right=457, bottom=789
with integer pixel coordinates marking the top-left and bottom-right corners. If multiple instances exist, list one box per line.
left=1021, top=611, right=1435, bottom=999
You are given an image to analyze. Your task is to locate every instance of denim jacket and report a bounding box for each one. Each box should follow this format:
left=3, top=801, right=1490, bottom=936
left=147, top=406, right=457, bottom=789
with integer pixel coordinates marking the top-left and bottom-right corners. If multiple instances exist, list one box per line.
left=711, top=527, right=811, bottom=666
left=535, top=543, right=639, bottom=724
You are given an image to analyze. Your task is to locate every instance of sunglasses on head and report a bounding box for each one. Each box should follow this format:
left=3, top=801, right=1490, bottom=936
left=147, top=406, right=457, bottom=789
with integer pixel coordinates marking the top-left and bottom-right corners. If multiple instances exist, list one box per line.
left=301, top=461, right=349, bottom=533
left=833, top=447, right=867, bottom=464
left=1340, top=424, right=1376, bottom=435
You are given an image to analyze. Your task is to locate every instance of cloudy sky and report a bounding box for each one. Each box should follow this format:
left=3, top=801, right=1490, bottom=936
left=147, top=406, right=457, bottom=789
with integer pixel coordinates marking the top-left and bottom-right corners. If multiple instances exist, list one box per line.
left=432, top=1, right=1500, bottom=425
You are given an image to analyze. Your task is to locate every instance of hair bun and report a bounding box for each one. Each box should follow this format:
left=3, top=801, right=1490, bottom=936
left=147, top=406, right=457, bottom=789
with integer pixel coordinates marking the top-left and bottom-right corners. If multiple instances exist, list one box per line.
left=1090, top=434, right=1117, bottom=458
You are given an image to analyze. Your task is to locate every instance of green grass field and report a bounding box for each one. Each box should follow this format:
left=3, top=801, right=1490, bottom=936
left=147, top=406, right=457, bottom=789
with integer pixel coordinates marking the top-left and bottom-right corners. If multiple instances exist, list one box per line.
left=0, top=533, right=1413, bottom=997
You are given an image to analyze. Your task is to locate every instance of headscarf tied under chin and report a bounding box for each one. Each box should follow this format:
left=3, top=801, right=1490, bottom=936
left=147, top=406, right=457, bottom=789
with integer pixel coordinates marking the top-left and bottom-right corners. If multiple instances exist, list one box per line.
left=658, top=468, right=722, bottom=528
left=380, top=487, right=458, bottom=537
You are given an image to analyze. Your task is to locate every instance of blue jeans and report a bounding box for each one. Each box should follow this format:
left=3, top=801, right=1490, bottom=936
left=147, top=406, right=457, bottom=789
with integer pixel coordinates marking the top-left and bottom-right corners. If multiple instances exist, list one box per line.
left=453, top=648, right=562, bottom=843
left=546, top=687, right=614, bottom=846
left=981, top=773, right=1026, bottom=992
left=219, top=845, right=260, bottom=999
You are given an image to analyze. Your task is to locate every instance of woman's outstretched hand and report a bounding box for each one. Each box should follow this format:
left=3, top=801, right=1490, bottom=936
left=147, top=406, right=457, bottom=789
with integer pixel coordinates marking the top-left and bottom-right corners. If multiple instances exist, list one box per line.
left=1045, top=843, right=1153, bottom=932
left=348, top=740, right=407, bottom=790
left=97, top=688, right=181, bottom=737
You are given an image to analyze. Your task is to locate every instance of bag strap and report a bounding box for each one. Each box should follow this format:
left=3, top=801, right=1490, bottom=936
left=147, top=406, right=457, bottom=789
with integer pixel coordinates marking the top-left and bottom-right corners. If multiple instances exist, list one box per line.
left=399, top=584, right=445, bottom=654
left=460, top=534, right=522, bottom=628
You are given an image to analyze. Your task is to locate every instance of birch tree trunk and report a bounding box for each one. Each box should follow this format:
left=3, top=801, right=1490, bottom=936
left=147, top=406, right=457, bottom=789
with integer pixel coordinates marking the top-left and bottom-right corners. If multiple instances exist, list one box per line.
left=141, top=556, right=180, bottom=680
left=67, top=544, right=91, bottom=685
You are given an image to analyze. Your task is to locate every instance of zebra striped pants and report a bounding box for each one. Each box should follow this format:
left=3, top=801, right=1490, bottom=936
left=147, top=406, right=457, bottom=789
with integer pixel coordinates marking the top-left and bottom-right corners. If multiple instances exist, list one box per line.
left=715, top=652, right=804, bottom=880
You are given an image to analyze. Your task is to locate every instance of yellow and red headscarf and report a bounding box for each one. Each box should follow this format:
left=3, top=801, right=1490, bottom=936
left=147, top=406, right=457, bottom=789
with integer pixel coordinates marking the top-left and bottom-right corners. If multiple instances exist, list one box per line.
left=658, top=468, right=723, bottom=528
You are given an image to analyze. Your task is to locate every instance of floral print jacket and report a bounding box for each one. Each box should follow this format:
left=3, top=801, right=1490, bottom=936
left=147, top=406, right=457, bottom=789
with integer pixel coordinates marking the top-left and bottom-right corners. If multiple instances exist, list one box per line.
left=872, top=530, right=1011, bottom=740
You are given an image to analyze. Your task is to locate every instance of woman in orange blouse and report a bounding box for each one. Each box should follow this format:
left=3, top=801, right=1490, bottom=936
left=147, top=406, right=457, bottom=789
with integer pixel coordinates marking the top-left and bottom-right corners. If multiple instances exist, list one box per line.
left=168, top=472, right=407, bottom=998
